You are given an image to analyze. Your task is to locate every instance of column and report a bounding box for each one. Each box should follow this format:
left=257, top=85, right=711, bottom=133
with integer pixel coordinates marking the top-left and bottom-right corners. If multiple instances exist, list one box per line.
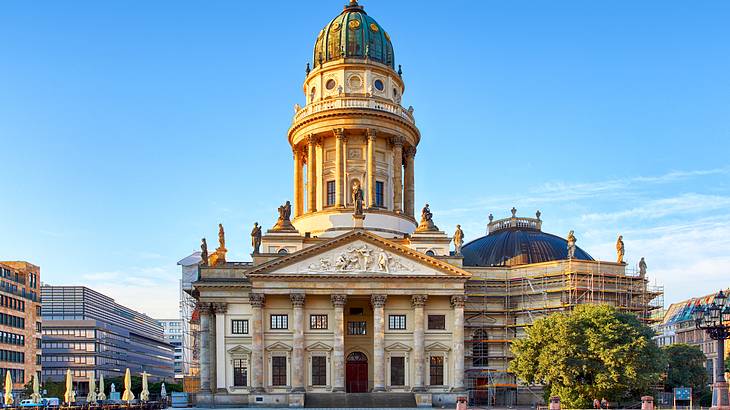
left=307, top=136, right=317, bottom=213
left=390, top=137, right=404, bottom=213
left=198, top=302, right=212, bottom=393
left=372, top=294, right=387, bottom=392
left=293, top=148, right=304, bottom=217
left=331, top=295, right=347, bottom=392
left=334, top=129, right=345, bottom=207
left=367, top=129, right=377, bottom=208
left=450, top=295, right=466, bottom=392
left=411, top=295, right=427, bottom=392
left=215, top=303, right=228, bottom=391
left=208, top=304, right=218, bottom=391
left=250, top=294, right=266, bottom=393
left=290, top=293, right=306, bottom=392
left=404, top=146, right=416, bottom=218
left=315, top=139, right=324, bottom=211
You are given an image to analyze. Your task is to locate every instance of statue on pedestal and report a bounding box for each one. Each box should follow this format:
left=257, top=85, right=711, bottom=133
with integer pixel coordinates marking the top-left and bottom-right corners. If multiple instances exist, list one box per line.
left=616, top=235, right=625, bottom=264
left=453, top=225, right=464, bottom=256
left=566, top=230, right=577, bottom=259
left=200, top=238, right=209, bottom=266
left=352, top=181, right=364, bottom=216
left=251, top=223, right=262, bottom=254
left=416, top=203, right=439, bottom=232
left=639, top=257, right=647, bottom=276
left=272, top=201, right=296, bottom=231
left=217, top=224, right=226, bottom=251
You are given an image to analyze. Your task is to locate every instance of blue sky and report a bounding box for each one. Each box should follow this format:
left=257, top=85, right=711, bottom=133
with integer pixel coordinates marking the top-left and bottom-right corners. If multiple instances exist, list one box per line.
left=1, top=1, right=729, bottom=318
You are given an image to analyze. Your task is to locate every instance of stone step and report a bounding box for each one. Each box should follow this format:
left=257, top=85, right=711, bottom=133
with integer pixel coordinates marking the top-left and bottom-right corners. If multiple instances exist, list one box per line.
left=304, top=392, right=418, bottom=408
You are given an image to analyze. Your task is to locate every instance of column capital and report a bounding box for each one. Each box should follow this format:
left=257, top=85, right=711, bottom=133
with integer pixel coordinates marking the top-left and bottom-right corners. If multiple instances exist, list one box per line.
left=371, top=294, right=388, bottom=308
left=197, top=301, right=214, bottom=313
left=390, top=136, right=405, bottom=147
left=366, top=128, right=377, bottom=140
left=307, top=134, right=321, bottom=146
left=290, top=292, right=306, bottom=308
left=212, top=302, right=228, bottom=314
left=450, top=295, right=466, bottom=308
left=405, top=146, right=417, bottom=158
left=333, top=128, right=346, bottom=139
left=331, top=294, right=347, bottom=308
left=411, top=294, right=428, bottom=308
left=250, top=293, right=265, bottom=308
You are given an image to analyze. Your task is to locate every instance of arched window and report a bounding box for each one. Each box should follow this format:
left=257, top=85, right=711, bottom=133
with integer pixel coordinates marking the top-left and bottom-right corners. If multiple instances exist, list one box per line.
left=472, top=329, right=488, bottom=367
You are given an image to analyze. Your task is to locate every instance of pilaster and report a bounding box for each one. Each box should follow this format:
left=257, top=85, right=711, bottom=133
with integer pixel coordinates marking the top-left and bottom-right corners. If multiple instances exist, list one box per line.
left=331, top=294, right=347, bottom=392
left=371, top=294, right=387, bottom=392
left=367, top=129, right=377, bottom=208
left=250, top=294, right=266, bottom=393
left=450, top=295, right=466, bottom=392
left=411, top=294, right=427, bottom=392
left=290, top=293, right=306, bottom=392
left=334, top=129, right=345, bottom=207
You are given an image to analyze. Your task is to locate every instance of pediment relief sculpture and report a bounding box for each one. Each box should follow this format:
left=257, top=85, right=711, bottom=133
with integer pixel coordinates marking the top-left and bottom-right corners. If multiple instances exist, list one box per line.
left=307, top=244, right=414, bottom=273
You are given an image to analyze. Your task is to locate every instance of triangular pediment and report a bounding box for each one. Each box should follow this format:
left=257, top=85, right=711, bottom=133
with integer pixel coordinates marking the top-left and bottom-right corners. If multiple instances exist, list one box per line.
left=227, top=345, right=252, bottom=355
left=306, top=342, right=333, bottom=352
left=265, top=342, right=292, bottom=351
left=425, top=342, right=451, bottom=352
left=246, top=230, right=470, bottom=278
left=385, top=342, right=412, bottom=352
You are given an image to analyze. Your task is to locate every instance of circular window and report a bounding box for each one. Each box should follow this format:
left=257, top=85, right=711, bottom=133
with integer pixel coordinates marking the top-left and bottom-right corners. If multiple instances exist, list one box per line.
left=425, top=250, right=435, bottom=256
left=277, top=248, right=289, bottom=255
left=349, top=19, right=361, bottom=30
left=348, top=75, right=362, bottom=89
left=326, top=79, right=336, bottom=90
left=374, top=79, right=384, bottom=91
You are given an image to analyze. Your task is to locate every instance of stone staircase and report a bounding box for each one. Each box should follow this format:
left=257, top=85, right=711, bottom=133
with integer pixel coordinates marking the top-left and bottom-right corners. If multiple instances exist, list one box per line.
left=304, top=392, right=418, bottom=408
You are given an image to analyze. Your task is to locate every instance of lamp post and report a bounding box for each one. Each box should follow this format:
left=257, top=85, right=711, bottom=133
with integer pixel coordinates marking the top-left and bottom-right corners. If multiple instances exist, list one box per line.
left=694, top=290, right=730, bottom=410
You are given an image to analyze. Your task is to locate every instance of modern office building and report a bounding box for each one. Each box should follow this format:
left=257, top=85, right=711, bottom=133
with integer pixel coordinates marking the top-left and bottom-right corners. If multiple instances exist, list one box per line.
left=158, top=319, right=184, bottom=379
left=0, top=261, right=42, bottom=390
left=40, top=285, right=174, bottom=388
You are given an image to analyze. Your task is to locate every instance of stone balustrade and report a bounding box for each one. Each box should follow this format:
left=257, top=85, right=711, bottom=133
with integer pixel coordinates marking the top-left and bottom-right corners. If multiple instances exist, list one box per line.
left=293, top=97, right=415, bottom=125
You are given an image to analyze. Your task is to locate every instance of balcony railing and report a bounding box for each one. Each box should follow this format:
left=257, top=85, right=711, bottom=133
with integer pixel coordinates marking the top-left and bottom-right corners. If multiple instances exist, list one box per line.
left=293, top=97, right=415, bottom=125
left=488, top=217, right=543, bottom=234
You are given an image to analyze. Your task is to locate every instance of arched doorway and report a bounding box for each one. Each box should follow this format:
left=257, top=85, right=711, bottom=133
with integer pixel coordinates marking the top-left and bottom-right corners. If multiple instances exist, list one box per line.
left=346, top=351, right=368, bottom=392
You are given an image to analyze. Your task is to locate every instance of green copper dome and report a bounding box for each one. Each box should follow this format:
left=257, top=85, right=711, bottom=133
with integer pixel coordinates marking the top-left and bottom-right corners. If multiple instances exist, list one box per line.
left=313, top=1, right=395, bottom=69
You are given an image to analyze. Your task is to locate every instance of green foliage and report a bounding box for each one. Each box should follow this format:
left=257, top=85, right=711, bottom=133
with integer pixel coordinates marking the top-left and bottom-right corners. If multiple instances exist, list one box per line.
left=23, top=377, right=34, bottom=396
left=663, top=343, right=708, bottom=399
left=42, top=379, right=66, bottom=399
left=509, top=304, right=665, bottom=409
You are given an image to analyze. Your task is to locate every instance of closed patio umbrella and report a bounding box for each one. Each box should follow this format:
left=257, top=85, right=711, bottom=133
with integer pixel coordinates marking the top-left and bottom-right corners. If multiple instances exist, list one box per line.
left=121, top=368, right=135, bottom=403
left=4, top=370, right=13, bottom=406
left=97, top=374, right=107, bottom=401
left=87, top=375, right=97, bottom=403
left=140, top=372, right=149, bottom=402
left=64, top=369, right=76, bottom=404
left=31, top=375, right=42, bottom=403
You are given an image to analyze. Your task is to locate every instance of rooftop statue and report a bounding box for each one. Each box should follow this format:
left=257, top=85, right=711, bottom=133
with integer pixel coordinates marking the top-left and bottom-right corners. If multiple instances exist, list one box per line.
left=251, top=223, right=262, bottom=254
left=218, top=223, right=226, bottom=250
left=453, top=225, right=465, bottom=256
left=616, top=235, right=625, bottom=264
left=566, top=230, right=577, bottom=259
left=200, top=238, right=209, bottom=266
left=279, top=201, right=292, bottom=221
left=639, top=257, right=647, bottom=276
left=416, top=203, right=439, bottom=232
left=511, top=207, right=517, bottom=218
left=272, top=201, right=297, bottom=231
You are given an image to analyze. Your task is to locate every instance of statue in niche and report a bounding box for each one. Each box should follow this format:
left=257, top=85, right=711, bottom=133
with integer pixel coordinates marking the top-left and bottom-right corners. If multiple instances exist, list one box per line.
left=616, top=235, right=625, bottom=264
left=566, top=230, right=577, bottom=259
left=352, top=181, right=364, bottom=216
left=639, top=257, right=647, bottom=276
left=453, top=225, right=465, bottom=255
left=250, top=223, right=262, bottom=254
left=217, top=224, right=226, bottom=250
left=200, top=238, right=209, bottom=266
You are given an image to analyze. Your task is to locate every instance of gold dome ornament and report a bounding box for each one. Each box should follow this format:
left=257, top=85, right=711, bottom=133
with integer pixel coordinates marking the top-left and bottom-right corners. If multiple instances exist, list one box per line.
left=384, top=31, right=390, bottom=41
left=331, top=21, right=341, bottom=31
left=370, top=23, right=379, bottom=32
left=349, top=19, right=361, bottom=30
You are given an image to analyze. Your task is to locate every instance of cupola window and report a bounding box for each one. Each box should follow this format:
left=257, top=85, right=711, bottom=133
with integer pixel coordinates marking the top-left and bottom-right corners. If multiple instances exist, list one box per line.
left=374, top=79, right=384, bottom=91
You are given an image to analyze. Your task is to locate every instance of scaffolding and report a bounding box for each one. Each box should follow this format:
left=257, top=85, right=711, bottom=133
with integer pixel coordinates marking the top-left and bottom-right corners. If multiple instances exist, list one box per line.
left=463, top=259, right=664, bottom=406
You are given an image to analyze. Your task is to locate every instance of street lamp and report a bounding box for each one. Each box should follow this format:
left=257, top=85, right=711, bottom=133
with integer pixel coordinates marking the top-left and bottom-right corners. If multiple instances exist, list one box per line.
left=694, top=290, right=730, bottom=410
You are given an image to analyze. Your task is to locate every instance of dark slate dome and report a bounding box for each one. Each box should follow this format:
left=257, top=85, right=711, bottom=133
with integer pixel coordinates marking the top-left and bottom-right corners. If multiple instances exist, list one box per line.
left=461, top=211, right=594, bottom=267
left=313, top=0, right=395, bottom=69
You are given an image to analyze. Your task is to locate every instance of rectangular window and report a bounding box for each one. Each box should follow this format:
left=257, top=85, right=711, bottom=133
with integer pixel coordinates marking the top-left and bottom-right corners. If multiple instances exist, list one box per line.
left=388, top=315, right=406, bottom=330
left=311, top=356, right=327, bottom=386
left=428, top=315, right=445, bottom=330
left=429, top=356, right=444, bottom=385
left=326, top=181, right=336, bottom=206
left=375, top=181, right=384, bottom=207
left=270, top=315, right=288, bottom=330
left=310, top=315, right=328, bottom=330
left=390, top=356, right=405, bottom=386
left=272, top=356, right=287, bottom=386
left=233, top=359, right=247, bottom=386
left=231, top=320, right=249, bottom=335
left=347, top=321, right=367, bottom=335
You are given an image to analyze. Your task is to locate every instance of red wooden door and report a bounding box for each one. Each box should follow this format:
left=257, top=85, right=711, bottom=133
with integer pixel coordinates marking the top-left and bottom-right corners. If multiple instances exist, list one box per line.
left=346, top=352, right=368, bottom=392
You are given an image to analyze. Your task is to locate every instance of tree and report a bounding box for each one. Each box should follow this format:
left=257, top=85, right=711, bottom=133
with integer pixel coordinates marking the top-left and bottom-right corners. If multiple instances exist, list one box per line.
left=509, top=304, right=665, bottom=409
left=663, top=343, right=708, bottom=399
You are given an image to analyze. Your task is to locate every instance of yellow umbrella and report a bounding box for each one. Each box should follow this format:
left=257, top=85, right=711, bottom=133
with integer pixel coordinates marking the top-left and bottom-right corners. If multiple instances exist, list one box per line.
left=97, top=374, right=107, bottom=401
left=87, top=375, right=97, bottom=403
left=64, top=369, right=75, bottom=404
left=31, top=375, right=41, bottom=403
left=4, top=370, right=13, bottom=406
left=140, top=372, right=149, bottom=402
left=121, top=368, right=134, bottom=403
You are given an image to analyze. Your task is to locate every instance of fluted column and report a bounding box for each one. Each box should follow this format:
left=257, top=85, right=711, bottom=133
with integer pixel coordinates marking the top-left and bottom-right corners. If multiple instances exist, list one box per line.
left=198, top=302, right=212, bottom=393
left=291, top=293, right=306, bottom=392
left=404, top=146, right=416, bottom=218
left=372, top=294, right=387, bottom=392
left=293, top=148, right=304, bottom=217
left=307, top=136, right=317, bottom=213
left=331, top=294, right=347, bottom=392
left=250, top=294, right=265, bottom=393
left=334, top=129, right=345, bottom=207
left=412, top=295, right=427, bottom=392
left=450, top=295, right=466, bottom=392
left=391, top=137, right=404, bottom=212
left=214, top=303, right=228, bottom=391
left=367, top=129, right=377, bottom=208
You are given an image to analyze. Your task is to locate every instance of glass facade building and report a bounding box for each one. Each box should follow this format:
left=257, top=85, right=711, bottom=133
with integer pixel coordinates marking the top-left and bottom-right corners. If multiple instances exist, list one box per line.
left=40, top=285, right=174, bottom=385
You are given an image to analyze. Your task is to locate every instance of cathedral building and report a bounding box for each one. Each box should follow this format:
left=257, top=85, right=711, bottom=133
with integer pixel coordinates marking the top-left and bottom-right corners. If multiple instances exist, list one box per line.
left=191, top=1, right=662, bottom=407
